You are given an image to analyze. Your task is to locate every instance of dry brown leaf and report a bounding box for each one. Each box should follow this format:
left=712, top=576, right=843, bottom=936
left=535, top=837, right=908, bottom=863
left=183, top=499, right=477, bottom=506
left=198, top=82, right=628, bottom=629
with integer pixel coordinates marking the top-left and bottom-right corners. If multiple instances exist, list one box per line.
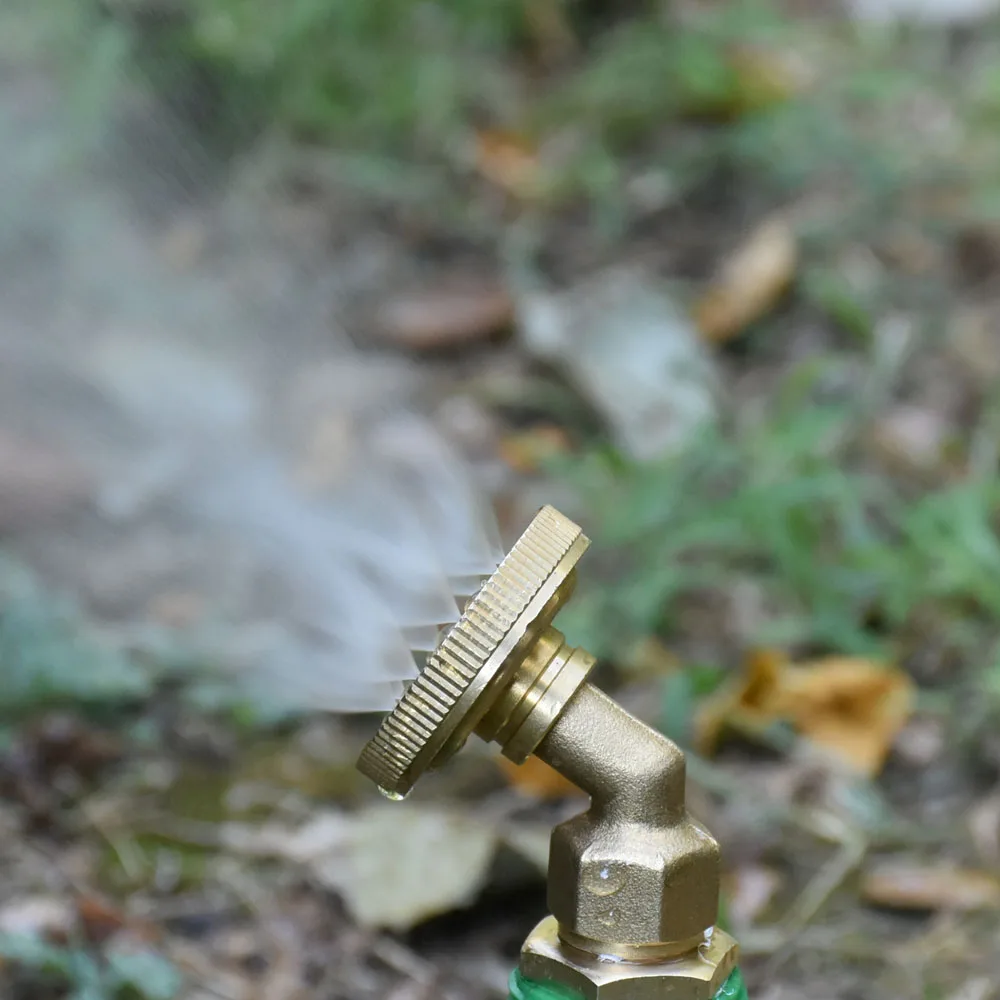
left=474, top=130, right=542, bottom=200
left=694, top=217, right=797, bottom=344
left=695, top=649, right=914, bottom=777
left=695, top=648, right=784, bottom=751
left=225, top=806, right=499, bottom=931
left=76, top=894, right=160, bottom=945
left=373, top=281, right=514, bottom=351
left=498, top=425, right=571, bottom=474
left=497, top=755, right=582, bottom=800
left=861, top=862, right=1000, bottom=912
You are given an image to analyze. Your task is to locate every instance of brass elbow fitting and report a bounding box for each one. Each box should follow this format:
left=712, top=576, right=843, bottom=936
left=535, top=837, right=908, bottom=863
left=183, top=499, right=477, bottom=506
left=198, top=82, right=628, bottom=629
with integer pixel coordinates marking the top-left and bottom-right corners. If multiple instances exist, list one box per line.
left=358, top=506, right=737, bottom=999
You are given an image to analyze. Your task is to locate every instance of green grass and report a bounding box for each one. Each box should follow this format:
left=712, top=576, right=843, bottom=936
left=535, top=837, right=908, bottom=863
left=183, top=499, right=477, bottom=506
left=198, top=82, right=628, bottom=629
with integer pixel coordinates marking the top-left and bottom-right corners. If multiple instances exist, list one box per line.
left=554, top=364, right=1000, bottom=677
left=26, top=0, right=973, bottom=224
left=0, top=556, right=150, bottom=717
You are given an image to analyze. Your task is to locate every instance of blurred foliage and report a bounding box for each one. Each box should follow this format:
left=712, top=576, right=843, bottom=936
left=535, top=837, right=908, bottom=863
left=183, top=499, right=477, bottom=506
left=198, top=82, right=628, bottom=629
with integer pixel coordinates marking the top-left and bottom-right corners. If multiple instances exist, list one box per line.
left=83, top=0, right=527, bottom=152
left=8, top=0, right=1000, bottom=709
left=0, top=557, right=150, bottom=717
left=12, top=0, right=994, bottom=243
left=555, top=365, right=1000, bottom=662
left=0, top=932, right=181, bottom=1000
left=29, top=0, right=958, bottom=216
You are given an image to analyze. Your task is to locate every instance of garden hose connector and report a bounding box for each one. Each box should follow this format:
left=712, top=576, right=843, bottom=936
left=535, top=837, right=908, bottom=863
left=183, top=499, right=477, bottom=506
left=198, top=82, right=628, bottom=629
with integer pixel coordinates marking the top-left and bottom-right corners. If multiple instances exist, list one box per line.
left=358, top=506, right=741, bottom=1000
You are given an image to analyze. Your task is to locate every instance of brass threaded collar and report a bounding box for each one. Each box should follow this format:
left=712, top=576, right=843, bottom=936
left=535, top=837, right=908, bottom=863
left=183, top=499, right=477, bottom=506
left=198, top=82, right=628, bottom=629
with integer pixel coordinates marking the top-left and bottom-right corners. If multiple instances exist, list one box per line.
left=357, top=505, right=589, bottom=796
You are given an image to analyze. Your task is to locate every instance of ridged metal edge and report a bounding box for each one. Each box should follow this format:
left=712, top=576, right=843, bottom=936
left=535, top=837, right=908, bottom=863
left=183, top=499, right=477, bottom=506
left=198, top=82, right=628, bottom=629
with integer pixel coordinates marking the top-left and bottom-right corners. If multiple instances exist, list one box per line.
left=357, top=506, right=582, bottom=792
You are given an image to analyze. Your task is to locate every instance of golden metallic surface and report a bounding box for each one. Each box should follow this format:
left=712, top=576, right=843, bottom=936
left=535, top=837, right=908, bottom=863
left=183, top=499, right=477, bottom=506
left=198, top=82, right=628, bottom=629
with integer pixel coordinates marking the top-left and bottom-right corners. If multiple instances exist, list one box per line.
left=536, top=683, right=720, bottom=950
left=357, top=504, right=730, bottom=985
left=475, top=625, right=595, bottom=764
left=357, top=505, right=589, bottom=796
left=520, top=916, right=738, bottom=1000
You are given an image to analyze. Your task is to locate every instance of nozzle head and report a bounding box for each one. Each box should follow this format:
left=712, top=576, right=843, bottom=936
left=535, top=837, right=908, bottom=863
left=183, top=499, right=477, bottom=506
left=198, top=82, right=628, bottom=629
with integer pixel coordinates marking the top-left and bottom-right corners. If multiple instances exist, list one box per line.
left=357, top=505, right=589, bottom=797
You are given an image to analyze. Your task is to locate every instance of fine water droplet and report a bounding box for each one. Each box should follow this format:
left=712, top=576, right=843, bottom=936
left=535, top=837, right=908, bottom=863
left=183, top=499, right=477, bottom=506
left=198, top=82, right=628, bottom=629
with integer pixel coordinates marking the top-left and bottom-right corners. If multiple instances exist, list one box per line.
left=378, top=785, right=408, bottom=802
left=589, top=865, right=621, bottom=896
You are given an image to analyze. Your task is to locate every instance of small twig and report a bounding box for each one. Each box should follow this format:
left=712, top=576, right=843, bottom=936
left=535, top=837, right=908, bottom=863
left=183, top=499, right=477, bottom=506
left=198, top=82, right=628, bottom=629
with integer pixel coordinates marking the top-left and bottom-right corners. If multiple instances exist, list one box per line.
left=370, top=936, right=435, bottom=985
left=780, top=829, right=868, bottom=934
left=739, top=822, right=869, bottom=960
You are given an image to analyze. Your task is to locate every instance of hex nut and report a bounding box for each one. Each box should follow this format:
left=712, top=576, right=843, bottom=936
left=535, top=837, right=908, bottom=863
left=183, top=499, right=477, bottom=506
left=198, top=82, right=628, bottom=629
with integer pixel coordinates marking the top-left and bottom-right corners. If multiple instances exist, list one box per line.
left=548, top=813, right=720, bottom=948
left=520, top=916, right=738, bottom=1000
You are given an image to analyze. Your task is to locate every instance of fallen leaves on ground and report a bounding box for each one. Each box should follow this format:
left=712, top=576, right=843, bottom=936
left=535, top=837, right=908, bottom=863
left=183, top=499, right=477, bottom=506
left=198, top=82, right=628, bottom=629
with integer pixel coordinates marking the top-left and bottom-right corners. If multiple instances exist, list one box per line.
left=222, top=804, right=546, bottom=931
left=498, top=425, right=572, bottom=474
left=372, top=280, right=514, bottom=351
left=694, top=217, right=798, bottom=344
left=496, top=755, right=582, bottom=799
left=518, top=268, right=718, bottom=460
left=1, top=714, right=124, bottom=829
left=305, top=808, right=497, bottom=930
left=861, top=862, right=1000, bottom=911
left=473, top=130, right=543, bottom=200
left=75, top=895, right=155, bottom=946
left=695, top=649, right=915, bottom=776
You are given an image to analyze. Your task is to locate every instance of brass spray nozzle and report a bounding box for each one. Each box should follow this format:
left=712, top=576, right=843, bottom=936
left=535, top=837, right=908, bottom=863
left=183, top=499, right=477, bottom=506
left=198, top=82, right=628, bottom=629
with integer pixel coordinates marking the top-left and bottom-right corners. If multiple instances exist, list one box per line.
left=358, top=506, right=737, bottom=999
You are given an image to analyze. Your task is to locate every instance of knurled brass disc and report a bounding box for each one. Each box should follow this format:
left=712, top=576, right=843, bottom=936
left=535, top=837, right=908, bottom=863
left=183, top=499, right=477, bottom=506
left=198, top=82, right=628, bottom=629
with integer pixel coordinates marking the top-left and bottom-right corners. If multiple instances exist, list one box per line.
left=357, top=505, right=589, bottom=797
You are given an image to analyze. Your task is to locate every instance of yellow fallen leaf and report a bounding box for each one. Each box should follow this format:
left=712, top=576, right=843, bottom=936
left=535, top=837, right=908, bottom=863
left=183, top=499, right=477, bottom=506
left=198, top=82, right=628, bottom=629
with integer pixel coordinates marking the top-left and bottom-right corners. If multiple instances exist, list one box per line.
left=694, top=648, right=784, bottom=752
left=695, top=649, right=914, bottom=777
left=474, top=129, right=542, bottom=200
left=497, top=755, right=582, bottom=800
left=862, top=863, right=1000, bottom=912
left=694, top=217, right=797, bottom=344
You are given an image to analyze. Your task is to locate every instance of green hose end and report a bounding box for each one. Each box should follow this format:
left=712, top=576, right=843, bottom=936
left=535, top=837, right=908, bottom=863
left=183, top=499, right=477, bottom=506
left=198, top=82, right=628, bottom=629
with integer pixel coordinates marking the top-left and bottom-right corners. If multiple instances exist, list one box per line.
left=508, top=965, right=748, bottom=1000
left=508, top=967, right=583, bottom=1000
left=716, top=967, right=749, bottom=1000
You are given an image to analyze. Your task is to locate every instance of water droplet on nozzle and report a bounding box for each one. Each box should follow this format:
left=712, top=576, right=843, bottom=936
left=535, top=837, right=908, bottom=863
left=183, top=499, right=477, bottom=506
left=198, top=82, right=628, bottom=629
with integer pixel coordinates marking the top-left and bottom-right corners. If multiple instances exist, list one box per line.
left=377, top=785, right=409, bottom=802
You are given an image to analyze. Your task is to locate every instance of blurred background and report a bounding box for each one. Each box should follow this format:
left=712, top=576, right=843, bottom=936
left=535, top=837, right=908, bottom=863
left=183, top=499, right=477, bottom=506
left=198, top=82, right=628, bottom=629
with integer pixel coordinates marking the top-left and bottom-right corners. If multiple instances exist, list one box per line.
left=3, top=0, right=1000, bottom=996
